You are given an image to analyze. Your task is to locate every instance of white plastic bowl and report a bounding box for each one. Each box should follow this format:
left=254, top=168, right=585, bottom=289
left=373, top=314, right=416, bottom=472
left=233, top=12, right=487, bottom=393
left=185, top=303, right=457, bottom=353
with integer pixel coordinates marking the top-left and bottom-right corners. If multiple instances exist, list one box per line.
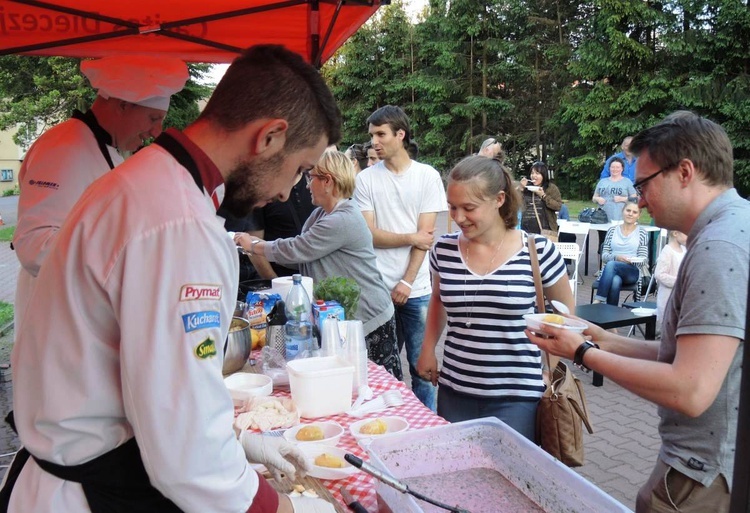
left=283, top=421, right=344, bottom=446
left=224, top=373, right=273, bottom=406
left=349, top=416, right=409, bottom=441
left=298, top=444, right=359, bottom=480
left=631, top=307, right=656, bottom=317
left=524, top=313, right=587, bottom=334
left=526, top=185, right=541, bottom=192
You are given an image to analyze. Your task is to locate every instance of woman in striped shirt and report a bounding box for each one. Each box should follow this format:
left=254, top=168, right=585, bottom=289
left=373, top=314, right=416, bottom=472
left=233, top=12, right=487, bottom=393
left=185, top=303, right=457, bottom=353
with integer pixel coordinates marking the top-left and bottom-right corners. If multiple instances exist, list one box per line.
left=416, top=155, right=574, bottom=440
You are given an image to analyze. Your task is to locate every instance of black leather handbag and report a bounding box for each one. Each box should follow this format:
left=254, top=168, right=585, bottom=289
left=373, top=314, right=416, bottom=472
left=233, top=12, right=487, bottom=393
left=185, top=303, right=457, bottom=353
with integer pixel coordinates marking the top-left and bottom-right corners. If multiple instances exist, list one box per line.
left=590, top=208, right=609, bottom=224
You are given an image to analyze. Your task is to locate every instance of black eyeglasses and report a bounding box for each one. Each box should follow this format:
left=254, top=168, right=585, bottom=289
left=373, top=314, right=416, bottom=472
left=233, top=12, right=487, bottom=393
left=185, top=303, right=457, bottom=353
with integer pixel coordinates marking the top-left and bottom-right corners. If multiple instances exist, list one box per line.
left=633, top=166, right=671, bottom=195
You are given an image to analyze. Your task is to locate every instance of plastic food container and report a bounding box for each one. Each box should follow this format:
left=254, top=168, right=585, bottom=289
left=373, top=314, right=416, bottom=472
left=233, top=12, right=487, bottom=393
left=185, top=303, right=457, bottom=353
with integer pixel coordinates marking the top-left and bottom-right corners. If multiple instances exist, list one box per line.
left=223, top=373, right=273, bottom=406
left=366, top=418, right=630, bottom=513
left=349, top=416, right=409, bottom=441
left=524, top=313, right=587, bottom=333
left=283, top=421, right=344, bottom=446
left=297, top=444, right=360, bottom=480
left=286, top=356, right=354, bottom=418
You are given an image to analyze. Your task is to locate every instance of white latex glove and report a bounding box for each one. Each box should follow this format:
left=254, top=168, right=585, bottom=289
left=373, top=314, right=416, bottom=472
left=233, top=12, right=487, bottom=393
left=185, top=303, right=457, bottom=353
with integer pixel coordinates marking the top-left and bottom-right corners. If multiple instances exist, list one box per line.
left=239, top=431, right=308, bottom=481
left=289, top=496, right=336, bottom=513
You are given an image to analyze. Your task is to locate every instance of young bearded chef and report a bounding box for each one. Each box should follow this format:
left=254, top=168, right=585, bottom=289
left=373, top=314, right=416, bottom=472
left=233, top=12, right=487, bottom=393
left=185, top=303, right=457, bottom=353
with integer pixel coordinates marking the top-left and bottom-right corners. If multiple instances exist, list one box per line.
left=1, top=45, right=341, bottom=513
left=12, top=54, right=189, bottom=335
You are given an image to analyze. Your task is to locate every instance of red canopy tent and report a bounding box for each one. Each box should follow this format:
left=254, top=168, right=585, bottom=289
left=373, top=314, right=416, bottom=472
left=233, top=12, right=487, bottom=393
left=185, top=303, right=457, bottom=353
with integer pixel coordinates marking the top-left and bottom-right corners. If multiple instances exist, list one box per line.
left=0, top=0, right=383, bottom=65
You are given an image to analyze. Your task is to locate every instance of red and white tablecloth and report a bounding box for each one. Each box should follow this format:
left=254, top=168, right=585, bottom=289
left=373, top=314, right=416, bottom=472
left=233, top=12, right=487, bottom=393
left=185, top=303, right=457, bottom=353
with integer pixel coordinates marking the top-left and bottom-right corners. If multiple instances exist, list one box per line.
left=257, top=358, right=449, bottom=511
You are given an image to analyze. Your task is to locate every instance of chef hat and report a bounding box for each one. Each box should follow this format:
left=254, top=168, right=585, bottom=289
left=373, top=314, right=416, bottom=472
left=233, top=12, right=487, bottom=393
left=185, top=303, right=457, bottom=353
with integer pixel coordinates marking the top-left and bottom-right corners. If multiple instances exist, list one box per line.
left=81, top=55, right=189, bottom=111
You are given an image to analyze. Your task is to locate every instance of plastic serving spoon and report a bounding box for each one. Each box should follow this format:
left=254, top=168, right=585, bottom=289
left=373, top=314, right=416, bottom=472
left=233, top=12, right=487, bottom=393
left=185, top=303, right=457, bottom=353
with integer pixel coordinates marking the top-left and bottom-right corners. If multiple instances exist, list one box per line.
left=551, top=300, right=571, bottom=315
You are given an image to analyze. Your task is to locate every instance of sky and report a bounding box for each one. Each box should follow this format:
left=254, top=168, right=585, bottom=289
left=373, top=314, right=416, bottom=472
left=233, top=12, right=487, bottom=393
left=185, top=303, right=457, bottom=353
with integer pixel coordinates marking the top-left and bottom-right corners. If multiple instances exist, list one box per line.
left=204, top=0, right=426, bottom=84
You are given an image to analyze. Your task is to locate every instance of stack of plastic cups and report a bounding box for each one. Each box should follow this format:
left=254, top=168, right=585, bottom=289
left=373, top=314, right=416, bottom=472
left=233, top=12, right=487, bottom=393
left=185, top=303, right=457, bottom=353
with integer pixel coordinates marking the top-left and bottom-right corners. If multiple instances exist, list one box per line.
left=344, top=320, right=368, bottom=396
left=320, top=318, right=342, bottom=357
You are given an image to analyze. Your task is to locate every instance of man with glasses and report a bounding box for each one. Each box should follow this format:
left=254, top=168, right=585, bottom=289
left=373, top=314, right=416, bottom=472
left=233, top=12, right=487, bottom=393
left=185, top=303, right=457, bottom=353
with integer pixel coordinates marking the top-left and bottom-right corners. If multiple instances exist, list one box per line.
left=527, top=111, right=748, bottom=513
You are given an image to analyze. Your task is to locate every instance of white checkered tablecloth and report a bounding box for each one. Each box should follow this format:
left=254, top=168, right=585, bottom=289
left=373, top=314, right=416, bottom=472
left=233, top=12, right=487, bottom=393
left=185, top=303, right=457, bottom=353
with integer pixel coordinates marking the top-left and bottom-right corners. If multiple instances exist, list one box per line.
left=257, top=358, right=448, bottom=511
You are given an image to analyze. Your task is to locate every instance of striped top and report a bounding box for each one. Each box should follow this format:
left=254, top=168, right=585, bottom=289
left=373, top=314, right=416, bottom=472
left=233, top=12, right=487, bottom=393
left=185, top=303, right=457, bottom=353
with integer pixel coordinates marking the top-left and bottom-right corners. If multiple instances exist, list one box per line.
left=429, top=232, right=567, bottom=399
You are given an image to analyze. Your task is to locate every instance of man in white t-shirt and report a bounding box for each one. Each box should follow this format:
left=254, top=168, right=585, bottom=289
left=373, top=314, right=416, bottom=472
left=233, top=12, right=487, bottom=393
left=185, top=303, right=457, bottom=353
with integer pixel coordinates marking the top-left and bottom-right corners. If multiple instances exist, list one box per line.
left=354, top=105, right=447, bottom=410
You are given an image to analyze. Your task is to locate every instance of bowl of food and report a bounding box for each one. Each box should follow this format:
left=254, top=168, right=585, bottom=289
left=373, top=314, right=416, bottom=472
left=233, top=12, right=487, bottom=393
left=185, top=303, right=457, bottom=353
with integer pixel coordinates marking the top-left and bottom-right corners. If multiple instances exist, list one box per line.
left=631, top=307, right=657, bottom=317
left=224, top=373, right=273, bottom=406
left=524, top=313, right=587, bottom=334
left=349, top=416, right=409, bottom=441
left=283, top=421, right=344, bottom=446
left=224, top=317, right=251, bottom=375
left=297, top=444, right=360, bottom=480
left=526, top=185, right=541, bottom=192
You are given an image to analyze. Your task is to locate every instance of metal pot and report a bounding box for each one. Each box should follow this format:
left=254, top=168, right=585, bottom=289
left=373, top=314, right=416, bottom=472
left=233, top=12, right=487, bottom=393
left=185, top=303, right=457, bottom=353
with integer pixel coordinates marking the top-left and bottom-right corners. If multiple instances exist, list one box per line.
left=224, top=317, right=251, bottom=375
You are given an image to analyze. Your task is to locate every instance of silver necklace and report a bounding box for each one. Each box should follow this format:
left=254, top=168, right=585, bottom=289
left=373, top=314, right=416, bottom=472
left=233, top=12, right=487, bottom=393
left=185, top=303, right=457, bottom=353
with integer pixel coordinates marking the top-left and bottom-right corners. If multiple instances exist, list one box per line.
left=462, top=234, right=507, bottom=328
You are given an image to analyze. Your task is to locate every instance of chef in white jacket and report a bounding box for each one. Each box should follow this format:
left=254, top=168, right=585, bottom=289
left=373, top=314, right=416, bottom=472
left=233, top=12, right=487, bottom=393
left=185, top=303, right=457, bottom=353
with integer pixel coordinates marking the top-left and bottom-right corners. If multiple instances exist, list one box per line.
left=2, top=45, right=341, bottom=513
left=12, top=54, right=189, bottom=332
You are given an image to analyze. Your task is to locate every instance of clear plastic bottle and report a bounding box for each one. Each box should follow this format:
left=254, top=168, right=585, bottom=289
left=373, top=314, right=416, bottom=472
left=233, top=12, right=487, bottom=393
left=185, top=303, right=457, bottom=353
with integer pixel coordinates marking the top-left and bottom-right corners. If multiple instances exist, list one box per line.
left=284, top=274, right=316, bottom=360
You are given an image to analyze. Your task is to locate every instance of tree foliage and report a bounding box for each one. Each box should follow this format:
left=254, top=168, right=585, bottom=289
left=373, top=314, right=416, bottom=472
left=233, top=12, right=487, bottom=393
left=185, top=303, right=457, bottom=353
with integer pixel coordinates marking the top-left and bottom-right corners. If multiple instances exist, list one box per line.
left=323, top=0, right=750, bottom=197
left=0, top=56, right=213, bottom=150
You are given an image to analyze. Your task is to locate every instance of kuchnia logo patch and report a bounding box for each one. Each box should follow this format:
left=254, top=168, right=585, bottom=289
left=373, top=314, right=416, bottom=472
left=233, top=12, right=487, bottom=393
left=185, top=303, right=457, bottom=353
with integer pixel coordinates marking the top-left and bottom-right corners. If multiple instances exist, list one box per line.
left=194, top=337, right=217, bottom=359
left=182, top=310, right=220, bottom=333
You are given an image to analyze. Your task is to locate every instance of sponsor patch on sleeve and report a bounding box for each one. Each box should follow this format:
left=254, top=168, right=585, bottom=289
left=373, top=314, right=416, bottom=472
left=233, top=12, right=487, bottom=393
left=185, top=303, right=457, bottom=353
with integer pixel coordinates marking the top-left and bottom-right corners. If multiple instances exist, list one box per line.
left=194, top=337, right=217, bottom=359
left=179, top=284, right=222, bottom=301
left=182, top=310, right=221, bottom=333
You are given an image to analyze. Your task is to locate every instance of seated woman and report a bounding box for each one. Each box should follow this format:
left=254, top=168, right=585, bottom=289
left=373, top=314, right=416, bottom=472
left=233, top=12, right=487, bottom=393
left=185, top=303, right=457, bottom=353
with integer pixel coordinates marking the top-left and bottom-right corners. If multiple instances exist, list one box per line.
left=235, top=151, right=402, bottom=380
left=594, top=201, right=650, bottom=305
left=518, top=161, right=562, bottom=240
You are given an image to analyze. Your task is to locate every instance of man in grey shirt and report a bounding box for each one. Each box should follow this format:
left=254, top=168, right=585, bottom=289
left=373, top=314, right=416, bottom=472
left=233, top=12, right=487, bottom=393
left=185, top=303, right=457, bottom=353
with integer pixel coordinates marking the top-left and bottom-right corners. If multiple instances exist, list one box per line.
left=527, top=111, right=748, bottom=512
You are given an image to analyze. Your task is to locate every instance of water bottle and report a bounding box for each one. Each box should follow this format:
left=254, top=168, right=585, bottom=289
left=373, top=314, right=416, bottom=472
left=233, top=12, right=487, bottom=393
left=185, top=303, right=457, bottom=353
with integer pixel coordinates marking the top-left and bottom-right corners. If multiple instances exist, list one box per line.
left=284, top=274, right=316, bottom=360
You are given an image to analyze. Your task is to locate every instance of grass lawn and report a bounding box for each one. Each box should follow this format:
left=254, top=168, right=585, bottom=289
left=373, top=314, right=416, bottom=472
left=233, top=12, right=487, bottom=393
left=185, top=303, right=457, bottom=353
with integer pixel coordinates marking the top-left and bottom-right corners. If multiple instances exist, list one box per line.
left=0, top=301, right=12, bottom=326
left=0, top=226, right=14, bottom=242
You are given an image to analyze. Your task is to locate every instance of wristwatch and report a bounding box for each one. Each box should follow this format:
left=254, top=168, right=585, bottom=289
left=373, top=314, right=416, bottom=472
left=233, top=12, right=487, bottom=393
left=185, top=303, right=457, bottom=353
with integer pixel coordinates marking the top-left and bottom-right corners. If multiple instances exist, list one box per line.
left=573, top=341, right=599, bottom=372
left=249, top=239, right=261, bottom=256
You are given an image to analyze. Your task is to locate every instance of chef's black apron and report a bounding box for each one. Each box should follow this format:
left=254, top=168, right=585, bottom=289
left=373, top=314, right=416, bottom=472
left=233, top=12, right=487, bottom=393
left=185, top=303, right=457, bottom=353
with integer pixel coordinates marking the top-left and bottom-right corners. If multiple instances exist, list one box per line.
left=0, top=133, right=209, bottom=513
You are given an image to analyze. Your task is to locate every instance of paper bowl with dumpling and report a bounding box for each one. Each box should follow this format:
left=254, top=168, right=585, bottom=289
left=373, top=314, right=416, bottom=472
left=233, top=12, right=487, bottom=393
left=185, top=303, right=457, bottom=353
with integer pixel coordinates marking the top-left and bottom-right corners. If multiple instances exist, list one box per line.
left=298, top=444, right=360, bottom=480
left=349, top=416, right=409, bottom=441
left=524, top=313, right=587, bottom=334
left=283, top=421, right=344, bottom=446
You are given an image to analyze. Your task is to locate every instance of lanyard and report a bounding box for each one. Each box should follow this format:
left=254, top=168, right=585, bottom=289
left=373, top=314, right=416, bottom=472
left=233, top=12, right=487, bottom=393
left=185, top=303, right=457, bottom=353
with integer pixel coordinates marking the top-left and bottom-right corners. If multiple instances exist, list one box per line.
left=153, top=132, right=204, bottom=193
left=70, top=109, right=117, bottom=170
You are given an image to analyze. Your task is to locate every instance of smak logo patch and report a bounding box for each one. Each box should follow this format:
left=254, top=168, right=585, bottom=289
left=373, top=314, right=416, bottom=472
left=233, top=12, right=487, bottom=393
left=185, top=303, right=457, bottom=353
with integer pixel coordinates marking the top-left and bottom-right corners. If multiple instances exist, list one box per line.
left=182, top=310, right=220, bottom=333
left=194, top=337, right=217, bottom=359
left=179, top=284, right=222, bottom=301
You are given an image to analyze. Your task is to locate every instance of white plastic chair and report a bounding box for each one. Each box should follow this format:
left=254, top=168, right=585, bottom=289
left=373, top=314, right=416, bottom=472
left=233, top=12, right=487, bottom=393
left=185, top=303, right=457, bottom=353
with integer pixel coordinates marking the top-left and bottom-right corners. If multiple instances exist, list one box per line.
left=554, top=242, right=580, bottom=301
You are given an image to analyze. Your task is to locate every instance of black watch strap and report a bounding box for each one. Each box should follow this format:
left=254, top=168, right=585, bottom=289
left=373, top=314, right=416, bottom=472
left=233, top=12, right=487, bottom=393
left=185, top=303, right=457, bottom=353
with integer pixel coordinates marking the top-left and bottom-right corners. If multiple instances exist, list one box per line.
left=573, top=341, right=600, bottom=372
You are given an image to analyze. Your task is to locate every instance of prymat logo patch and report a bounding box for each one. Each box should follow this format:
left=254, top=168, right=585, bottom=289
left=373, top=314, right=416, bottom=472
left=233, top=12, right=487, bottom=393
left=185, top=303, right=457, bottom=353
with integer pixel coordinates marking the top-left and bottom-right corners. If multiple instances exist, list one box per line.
left=179, top=284, right=222, bottom=301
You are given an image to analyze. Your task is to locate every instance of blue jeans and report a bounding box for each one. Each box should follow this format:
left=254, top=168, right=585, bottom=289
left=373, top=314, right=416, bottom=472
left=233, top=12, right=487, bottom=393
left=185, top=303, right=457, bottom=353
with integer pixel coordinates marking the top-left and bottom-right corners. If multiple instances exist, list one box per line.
left=437, top=386, right=539, bottom=441
left=595, top=261, right=639, bottom=305
left=395, top=294, right=436, bottom=411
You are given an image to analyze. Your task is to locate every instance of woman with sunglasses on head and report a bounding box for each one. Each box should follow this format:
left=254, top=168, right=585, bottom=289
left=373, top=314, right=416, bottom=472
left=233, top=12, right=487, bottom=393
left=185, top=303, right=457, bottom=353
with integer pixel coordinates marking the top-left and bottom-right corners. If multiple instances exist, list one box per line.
left=415, top=155, right=573, bottom=441
left=345, top=143, right=368, bottom=173
left=594, top=201, right=651, bottom=305
left=518, top=161, right=563, bottom=239
left=235, top=151, right=402, bottom=379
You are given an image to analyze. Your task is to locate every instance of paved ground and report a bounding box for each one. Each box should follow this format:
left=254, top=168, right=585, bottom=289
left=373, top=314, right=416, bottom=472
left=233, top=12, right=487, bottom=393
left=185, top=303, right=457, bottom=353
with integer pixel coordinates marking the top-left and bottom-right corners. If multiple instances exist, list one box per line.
left=0, top=204, right=661, bottom=511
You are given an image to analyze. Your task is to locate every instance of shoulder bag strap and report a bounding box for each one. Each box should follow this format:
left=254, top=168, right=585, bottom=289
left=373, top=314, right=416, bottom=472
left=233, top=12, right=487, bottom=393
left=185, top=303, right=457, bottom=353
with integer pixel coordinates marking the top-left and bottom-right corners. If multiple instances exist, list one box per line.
left=528, top=235, right=552, bottom=372
left=531, top=195, right=544, bottom=232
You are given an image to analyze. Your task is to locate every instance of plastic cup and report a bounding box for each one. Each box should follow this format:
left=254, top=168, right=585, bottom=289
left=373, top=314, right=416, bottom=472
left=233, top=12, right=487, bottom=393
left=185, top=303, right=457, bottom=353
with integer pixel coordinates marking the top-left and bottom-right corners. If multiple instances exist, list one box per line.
left=344, top=320, right=368, bottom=391
left=320, top=318, right=342, bottom=357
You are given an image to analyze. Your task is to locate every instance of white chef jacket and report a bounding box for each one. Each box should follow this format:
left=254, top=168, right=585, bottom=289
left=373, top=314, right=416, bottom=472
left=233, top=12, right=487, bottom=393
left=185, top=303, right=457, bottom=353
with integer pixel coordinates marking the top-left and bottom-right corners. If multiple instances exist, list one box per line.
left=9, top=140, right=269, bottom=512
left=13, top=115, right=123, bottom=331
